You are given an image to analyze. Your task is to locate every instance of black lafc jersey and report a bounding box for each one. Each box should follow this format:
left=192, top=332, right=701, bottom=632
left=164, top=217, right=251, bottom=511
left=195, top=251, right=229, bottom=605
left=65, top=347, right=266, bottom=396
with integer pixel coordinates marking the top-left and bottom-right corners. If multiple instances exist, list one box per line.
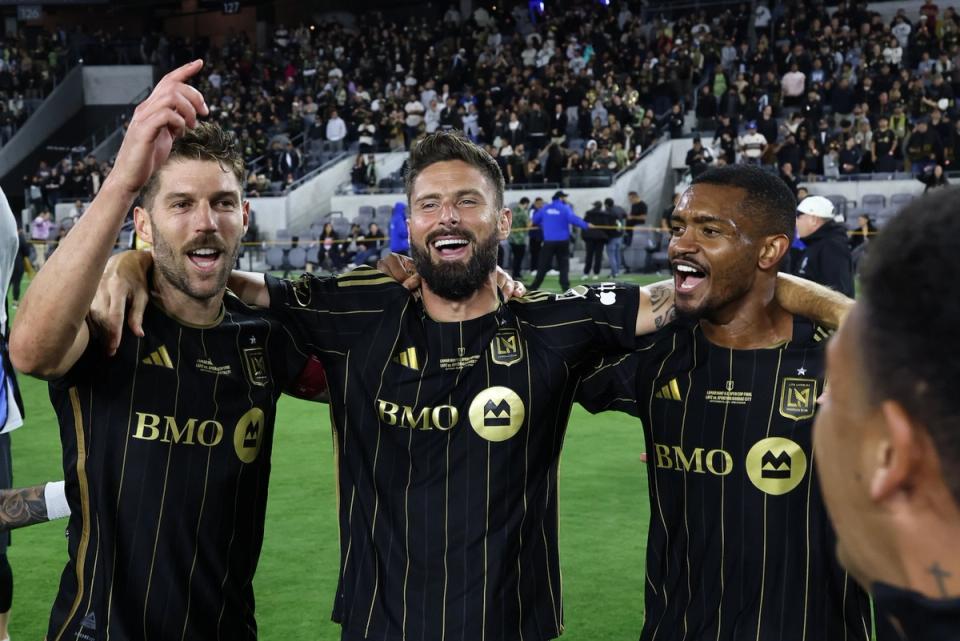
left=577, top=317, right=873, bottom=641
left=47, top=294, right=306, bottom=641
left=266, top=268, right=640, bottom=641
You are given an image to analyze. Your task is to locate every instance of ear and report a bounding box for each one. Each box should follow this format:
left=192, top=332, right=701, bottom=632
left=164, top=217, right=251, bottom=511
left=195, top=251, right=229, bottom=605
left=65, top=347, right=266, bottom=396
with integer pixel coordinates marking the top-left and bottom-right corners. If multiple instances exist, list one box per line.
left=134, top=206, right=153, bottom=245
left=870, top=400, right=922, bottom=501
left=758, top=234, right=790, bottom=270
left=241, top=200, right=250, bottom=235
left=497, top=207, right=513, bottom=241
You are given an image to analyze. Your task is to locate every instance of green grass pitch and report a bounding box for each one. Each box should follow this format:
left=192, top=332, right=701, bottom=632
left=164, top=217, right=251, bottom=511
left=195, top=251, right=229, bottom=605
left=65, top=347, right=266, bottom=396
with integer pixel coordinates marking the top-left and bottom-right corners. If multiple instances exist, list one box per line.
left=6, top=273, right=658, bottom=638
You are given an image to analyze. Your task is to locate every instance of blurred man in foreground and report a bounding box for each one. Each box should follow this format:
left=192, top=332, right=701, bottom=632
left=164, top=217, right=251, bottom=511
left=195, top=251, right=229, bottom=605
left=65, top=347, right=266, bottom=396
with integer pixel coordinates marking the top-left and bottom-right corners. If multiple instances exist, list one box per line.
left=814, top=188, right=960, bottom=639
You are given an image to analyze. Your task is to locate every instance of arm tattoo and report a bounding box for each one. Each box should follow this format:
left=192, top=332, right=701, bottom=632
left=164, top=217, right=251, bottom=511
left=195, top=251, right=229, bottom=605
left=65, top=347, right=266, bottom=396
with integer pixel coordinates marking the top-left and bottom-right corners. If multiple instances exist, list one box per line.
left=0, top=485, right=49, bottom=532
left=649, top=285, right=677, bottom=330
left=928, top=562, right=954, bottom=598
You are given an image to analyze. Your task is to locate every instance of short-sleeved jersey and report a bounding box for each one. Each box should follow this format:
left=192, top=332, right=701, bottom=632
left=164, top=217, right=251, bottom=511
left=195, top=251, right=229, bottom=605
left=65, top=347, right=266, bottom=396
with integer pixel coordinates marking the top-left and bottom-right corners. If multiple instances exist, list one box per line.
left=266, top=269, right=640, bottom=641
left=577, top=317, right=873, bottom=641
left=47, top=294, right=306, bottom=641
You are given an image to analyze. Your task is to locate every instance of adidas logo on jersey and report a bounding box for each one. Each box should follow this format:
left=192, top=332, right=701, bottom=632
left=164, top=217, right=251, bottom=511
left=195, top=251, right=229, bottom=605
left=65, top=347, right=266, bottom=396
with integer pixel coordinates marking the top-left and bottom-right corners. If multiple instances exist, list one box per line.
left=655, top=378, right=682, bottom=401
left=393, top=347, right=420, bottom=370
left=142, top=345, right=173, bottom=369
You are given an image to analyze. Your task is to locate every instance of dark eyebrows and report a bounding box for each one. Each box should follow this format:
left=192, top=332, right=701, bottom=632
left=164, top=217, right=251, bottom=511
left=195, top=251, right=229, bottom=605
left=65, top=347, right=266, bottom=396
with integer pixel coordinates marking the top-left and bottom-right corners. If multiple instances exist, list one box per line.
left=414, top=188, right=487, bottom=205
left=671, top=212, right=734, bottom=227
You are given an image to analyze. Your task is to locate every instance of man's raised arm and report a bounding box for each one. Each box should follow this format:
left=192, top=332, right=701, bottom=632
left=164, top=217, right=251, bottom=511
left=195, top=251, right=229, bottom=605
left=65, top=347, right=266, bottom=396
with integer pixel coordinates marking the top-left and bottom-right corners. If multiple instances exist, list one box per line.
left=10, top=60, right=208, bottom=379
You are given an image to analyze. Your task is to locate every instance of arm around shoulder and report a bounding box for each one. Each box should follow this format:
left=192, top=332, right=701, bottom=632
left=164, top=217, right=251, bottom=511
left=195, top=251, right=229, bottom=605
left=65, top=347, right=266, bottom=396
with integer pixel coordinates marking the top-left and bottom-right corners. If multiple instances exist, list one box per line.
left=775, top=272, right=853, bottom=329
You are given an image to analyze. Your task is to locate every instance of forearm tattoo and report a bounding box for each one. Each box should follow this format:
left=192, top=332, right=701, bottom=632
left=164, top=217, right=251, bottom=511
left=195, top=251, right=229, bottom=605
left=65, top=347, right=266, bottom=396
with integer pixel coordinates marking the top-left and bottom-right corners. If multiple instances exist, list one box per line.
left=649, top=285, right=678, bottom=330
left=0, top=485, right=48, bottom=532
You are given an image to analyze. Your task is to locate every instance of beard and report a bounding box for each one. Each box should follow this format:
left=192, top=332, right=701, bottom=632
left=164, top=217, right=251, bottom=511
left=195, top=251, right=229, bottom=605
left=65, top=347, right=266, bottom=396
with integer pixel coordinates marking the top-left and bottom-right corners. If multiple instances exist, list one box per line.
left=151, top=226, right=240, bottom=302
left=411, top=229, right=500, bottom=301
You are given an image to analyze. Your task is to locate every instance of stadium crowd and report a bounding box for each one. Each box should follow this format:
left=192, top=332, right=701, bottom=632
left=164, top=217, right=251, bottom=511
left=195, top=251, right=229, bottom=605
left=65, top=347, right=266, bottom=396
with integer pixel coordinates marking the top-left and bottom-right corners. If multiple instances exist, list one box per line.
left=690, top=0, right=960, bottom=184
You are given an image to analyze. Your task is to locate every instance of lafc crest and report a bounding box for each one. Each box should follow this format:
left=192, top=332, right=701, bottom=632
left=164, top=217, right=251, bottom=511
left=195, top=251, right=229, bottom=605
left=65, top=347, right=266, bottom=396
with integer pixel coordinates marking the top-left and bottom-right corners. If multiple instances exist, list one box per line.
left=778, top=377, right=817, bottom=421
left=242, top=347, right=272, bottom=387
left=490, top=327, right=523, bottom=366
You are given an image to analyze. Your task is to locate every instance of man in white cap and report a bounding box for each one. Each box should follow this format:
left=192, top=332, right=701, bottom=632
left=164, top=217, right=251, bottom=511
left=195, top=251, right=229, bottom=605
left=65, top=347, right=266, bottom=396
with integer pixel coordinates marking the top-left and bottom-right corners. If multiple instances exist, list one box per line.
left=793, top=195, right=854, bottom=296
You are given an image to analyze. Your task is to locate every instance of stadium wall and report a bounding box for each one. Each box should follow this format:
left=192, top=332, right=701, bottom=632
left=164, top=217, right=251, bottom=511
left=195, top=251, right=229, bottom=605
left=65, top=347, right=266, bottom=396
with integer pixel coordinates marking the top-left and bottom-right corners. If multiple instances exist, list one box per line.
left=82, top=66, right=154, bottom=106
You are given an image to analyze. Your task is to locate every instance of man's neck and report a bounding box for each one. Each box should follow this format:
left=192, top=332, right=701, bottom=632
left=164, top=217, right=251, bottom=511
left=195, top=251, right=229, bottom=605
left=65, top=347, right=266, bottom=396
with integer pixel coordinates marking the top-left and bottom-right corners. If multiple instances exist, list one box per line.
left=152, top=274, right=224, bottom=326
left=420, top=275, right=500, bottom=322
left=699, top=282, right=793, bottom=349
left=889, top=498, right=960, bottom=600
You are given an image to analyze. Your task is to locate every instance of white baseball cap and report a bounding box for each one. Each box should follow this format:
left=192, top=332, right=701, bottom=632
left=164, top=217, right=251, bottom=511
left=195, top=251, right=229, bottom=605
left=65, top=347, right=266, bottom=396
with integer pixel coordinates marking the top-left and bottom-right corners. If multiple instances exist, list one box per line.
left=797, top=195, right=838, bottom=220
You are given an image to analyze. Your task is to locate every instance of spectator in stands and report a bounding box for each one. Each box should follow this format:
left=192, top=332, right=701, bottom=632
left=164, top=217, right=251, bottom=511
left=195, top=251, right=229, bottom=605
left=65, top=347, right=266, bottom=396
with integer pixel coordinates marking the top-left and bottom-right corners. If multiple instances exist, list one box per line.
left=907, top=120, right=942, bottom=176
left=685, top=137, right=712, bottom=179
left=357, top=117, right=377, bottom=153
left=325, top=109, right=348, bottom=153
left=823, top=141, right=841, bottom=180
left=695, top=85, right=718, bottom=133
left=781, top=64, right=806, bottom=107
left=389, top=201, right=409, bottom=256
left=918, top=164, right=950, bottom=192
left=404, top=92, right=425, bottom=147
left=317, top=222, right=344, bottom=272
left=839, top=137, right=864, bottom=177
left=793, top=195, right=854, bottom=297
left=665, top=103, right=685, bottom=138
left=344, top=223, right=362, bottom=265
left=508, top=197, right=530, bottom=281
left=352, top=222, right=385, bottom=268
left=738, top=121, right=767, bottom=165
left=581, top=200, right=607, bottom=280
left=779, top=161, right=801, bottom=196
left=756, top=105, right=778, bottom=146
left=872, top=117, right=899, bottom=173
left=525, top=101, right=549, bottom=158
left=351, top=154, right=371, bottom=193
left=277, top=141, right=302, bottom=180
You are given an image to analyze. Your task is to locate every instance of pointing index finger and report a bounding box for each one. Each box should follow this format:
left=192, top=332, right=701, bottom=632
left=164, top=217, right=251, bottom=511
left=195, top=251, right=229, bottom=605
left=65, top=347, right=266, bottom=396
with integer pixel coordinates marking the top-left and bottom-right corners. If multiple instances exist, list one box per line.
left=162, top=59, right=204, bottom=85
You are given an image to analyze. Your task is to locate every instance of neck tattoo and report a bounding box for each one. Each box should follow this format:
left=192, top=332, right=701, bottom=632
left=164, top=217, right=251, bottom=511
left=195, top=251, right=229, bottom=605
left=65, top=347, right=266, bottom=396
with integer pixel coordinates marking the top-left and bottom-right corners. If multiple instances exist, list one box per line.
left=928, top=562, right=954, bottom=598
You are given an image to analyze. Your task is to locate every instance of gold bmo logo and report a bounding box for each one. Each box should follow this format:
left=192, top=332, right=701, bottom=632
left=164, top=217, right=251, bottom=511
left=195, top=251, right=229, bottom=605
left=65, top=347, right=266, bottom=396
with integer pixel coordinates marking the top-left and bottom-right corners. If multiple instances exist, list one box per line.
left=746, top=437, right=808, bottom=495
left=469, top=387, right=525, bottom=442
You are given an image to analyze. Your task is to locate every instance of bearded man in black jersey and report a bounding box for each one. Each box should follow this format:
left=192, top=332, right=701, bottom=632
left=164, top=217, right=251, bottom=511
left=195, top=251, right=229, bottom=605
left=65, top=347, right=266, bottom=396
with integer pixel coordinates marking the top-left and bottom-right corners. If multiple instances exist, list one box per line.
left=577, top=165, right=872, bottom=641
left=10, top=61, right=318, bottom=640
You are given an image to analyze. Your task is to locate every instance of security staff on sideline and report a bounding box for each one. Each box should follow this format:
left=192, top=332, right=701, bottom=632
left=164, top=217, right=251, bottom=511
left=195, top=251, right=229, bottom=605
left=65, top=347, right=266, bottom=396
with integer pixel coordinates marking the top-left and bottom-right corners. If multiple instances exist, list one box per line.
left=530, top=190, right=589, bottom=291
left=792, top=195, right=854, bottom=297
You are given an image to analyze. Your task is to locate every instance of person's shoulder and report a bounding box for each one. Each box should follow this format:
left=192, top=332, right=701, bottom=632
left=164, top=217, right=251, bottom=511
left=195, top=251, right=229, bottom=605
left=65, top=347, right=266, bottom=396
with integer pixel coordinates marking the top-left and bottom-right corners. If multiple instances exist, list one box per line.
left=786, top=314, right=833, bottom=350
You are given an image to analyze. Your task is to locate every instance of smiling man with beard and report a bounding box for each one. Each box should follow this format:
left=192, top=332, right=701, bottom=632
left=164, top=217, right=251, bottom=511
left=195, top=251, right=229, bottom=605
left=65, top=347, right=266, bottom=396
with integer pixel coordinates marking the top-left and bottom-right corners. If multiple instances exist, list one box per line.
left=577, top=165, right=873, bottom=641
left=10, top=62, right=314, bottom=639
left=235, top=131, right=677, bottom=641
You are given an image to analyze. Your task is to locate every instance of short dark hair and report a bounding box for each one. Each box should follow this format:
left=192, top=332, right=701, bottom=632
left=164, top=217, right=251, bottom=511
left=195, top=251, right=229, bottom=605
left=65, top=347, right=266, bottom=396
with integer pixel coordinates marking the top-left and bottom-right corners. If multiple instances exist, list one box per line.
left=859, top=188, right=960, bottom=503
left=691, top=164, right=796, bottom=238
left=405, top=131, right=505, bottom=210
left=604, top=197, right=614, bottom=207
left=140, top=121, right=244, bottom=209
